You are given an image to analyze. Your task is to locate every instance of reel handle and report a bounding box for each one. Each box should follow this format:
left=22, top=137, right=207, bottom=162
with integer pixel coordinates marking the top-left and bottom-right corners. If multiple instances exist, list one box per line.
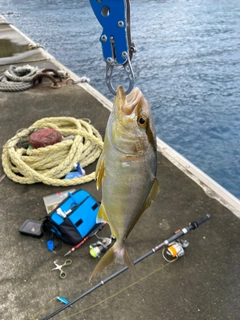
left=191, top=214, right=211, bottom=229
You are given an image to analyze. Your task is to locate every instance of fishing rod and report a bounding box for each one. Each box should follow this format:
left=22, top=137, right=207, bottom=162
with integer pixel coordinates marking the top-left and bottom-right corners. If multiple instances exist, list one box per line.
left=42, top=214, right=210, bottom=320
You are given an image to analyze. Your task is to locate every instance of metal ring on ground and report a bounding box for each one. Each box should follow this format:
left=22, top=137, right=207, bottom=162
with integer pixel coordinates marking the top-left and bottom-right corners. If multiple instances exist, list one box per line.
left=66, top=78, right=74, bottom=85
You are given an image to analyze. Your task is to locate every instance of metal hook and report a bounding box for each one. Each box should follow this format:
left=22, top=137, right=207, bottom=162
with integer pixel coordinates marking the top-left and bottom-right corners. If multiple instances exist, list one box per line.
left=41, top=68, right=63, bottom=82
left=106, top=59, right=135, bottom=95
left=32, top=73, right=61, bottom=88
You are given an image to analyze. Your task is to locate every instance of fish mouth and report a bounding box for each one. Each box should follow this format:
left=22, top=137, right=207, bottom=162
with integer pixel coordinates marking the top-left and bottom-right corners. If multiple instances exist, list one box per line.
left=116, top=86, right=142, bottom=115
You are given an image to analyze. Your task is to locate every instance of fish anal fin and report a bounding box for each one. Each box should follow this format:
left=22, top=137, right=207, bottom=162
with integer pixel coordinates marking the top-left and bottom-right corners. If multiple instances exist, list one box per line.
left=97, top=204, right=117, bottom=239
left=95, top=152, right=105, bottom=190
left=110, top=228, right=117, bottom=239
left=96, top=204, right=109, bottom=224
left=126, top=178, right=160, bottom=238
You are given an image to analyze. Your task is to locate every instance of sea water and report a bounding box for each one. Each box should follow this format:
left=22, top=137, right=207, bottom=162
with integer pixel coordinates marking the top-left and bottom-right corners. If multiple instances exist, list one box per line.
left=1, top=0, right=240, bottom=198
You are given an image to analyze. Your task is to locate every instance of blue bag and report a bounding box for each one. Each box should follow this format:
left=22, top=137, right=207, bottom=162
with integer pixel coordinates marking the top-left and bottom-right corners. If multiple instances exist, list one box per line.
left=43, top=189, right=100, bottom=245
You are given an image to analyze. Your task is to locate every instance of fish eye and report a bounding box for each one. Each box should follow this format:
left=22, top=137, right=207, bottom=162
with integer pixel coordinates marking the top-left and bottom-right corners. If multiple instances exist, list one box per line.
left=137, top=115, right=147, bottom=128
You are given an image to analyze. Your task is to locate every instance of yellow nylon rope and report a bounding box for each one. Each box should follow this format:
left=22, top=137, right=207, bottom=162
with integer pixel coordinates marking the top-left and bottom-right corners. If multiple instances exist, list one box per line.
left=2, top=117, right=103, bottom=186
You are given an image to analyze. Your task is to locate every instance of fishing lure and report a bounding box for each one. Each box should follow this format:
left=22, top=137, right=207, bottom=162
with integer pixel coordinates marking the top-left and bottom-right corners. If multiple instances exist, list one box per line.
left=56, top=296, right=73, bottom=307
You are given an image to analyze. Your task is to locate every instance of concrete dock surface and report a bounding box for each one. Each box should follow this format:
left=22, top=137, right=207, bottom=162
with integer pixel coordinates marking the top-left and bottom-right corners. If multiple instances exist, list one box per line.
left=0, top=16, right=240, bottom=320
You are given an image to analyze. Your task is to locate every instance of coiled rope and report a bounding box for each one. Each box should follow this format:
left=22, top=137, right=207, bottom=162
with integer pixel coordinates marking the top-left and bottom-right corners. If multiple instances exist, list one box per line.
left=2, top=117, right=103, bottom=186
left=0, top=65, right=41, bottom=92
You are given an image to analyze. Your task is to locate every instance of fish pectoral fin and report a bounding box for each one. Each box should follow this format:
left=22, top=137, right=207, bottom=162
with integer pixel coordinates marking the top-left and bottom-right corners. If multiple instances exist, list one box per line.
left=126, top=178, right=160, bottom=238
left=95, top=152, right=105, bottom=190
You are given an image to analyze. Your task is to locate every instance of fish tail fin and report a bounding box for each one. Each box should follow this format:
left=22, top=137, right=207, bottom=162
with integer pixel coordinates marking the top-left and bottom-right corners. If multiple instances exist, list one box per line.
left=89, top=244, right=115, bottom=283
left=114, top=242, right=135, bottom=271
left=89, top=241, right=136, bottom=282
left=122, top=244, right=137, bottom=277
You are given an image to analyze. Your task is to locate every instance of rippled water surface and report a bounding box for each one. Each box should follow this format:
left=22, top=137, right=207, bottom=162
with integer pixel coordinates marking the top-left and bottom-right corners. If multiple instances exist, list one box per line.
left=1, top=0, right=240, bottom=198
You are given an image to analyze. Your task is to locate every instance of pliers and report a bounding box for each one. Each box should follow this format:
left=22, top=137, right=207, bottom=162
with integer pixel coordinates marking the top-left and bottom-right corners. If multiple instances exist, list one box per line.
left=51, top=259, right=72, bottom=279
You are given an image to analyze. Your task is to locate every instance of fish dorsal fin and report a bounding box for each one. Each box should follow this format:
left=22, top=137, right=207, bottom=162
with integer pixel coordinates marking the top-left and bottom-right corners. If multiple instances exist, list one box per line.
left=97, top=204, right=117, bottom=239
left=95, top=152, right=105, bottom=190
left=126, top=178, right=160, bottom=238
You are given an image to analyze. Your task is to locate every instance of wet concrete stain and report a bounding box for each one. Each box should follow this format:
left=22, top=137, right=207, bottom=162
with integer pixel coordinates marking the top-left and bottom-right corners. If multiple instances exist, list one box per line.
left=0, top=38, right=30, bottom=57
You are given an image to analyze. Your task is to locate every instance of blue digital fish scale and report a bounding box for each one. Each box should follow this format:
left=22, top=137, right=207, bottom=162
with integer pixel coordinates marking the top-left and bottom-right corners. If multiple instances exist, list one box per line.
left=89, top=0, right=128, bottom=65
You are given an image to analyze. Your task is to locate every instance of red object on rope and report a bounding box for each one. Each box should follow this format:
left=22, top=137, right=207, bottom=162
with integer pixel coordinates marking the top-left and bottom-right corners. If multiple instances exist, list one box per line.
left=29, top=128, right=62, bottom=148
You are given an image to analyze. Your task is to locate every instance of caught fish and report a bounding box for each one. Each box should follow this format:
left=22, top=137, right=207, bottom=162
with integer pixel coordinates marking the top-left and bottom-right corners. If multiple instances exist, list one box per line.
left=90, top=86, right=159, bottom=281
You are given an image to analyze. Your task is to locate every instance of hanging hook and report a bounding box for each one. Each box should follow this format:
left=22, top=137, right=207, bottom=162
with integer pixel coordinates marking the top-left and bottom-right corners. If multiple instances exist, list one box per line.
left=106, top=59, right=134, bottom=95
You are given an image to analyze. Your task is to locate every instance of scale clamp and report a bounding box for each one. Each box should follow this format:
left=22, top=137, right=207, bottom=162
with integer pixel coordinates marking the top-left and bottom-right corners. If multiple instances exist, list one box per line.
left=89, top=0, right=136, bottom=95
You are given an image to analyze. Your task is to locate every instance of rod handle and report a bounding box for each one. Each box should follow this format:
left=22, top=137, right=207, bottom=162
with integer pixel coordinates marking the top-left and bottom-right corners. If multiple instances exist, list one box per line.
left=190, top=214, right=210, bottom=229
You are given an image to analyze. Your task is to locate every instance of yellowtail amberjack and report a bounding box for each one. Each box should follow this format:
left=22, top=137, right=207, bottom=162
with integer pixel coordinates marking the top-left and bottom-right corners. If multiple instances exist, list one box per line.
left=90, top=86, right=159, bottom=281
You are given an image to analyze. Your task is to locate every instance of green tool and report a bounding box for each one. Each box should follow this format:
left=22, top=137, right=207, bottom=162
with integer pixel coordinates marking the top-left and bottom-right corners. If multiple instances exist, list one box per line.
left=51, top=259, right=72, bottom=279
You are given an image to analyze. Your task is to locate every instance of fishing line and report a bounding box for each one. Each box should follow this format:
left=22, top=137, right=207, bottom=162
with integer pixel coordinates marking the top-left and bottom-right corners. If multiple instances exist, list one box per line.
left=38, top=214, right=210, bottom=320
left=30, top=298, right=56, bottom=320
left=33, top=261, right=172, bottom=320
left=58, top=262, right=172, bottom=320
